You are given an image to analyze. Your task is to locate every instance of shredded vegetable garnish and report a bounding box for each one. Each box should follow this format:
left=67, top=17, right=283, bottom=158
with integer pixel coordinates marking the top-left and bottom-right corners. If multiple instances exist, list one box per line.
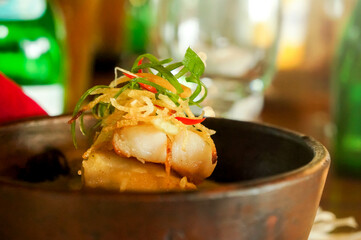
left=69, top=47, right=211, bottom=148
left=175, top=116, right=205, bottom=125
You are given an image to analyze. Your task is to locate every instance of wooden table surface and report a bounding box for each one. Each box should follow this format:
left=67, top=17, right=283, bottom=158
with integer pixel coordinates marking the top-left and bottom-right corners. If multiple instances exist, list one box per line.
left=260, top=69, right=361, bottom=225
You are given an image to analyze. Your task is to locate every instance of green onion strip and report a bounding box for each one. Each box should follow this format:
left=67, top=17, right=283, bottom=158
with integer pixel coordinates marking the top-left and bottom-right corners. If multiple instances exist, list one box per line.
left=69, top=47, right=207, bottom=148
left=70, top=85, right=109, bottom=148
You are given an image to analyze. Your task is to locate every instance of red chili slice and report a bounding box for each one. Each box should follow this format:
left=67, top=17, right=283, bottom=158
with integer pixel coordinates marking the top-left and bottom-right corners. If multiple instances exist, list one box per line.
left=139, top=82, right=157, bottom=93
left=137, top=58, right=144, bottom=73
left=175, top=116, right=205, bottom=125
left=122, top=71, right=157, bottom=93
left=123, top=72, right=138, bottom=79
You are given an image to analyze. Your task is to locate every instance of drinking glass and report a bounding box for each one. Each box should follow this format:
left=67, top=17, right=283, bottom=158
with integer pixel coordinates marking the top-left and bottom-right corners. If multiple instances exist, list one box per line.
left=148, top=0, right=281, bottom=120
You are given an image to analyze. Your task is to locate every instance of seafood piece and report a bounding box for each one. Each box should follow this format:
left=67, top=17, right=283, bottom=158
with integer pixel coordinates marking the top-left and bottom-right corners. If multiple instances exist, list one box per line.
left=112, top=124, right=217, bottom=183
left=112, top=124, right=168, bottom=164
left=171, top=129, right=216, bottom=183
left=83, top=150, right=196, bottom=191
left=70, top=48, right=217, bottom=191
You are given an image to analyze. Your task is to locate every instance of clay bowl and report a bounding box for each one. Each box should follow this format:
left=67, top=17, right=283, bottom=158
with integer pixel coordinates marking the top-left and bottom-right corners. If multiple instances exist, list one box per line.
left=0, top=115, right=330, bottom=240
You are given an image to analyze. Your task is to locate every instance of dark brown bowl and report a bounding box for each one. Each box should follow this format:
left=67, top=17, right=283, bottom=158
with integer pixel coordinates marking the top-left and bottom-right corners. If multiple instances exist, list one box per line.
left=0, top=115, right=330, bottom=240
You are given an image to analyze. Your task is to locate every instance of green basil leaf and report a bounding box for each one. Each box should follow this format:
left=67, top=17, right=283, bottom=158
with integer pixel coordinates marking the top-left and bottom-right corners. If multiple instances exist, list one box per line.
left=182, top=47, right=205, bottom=78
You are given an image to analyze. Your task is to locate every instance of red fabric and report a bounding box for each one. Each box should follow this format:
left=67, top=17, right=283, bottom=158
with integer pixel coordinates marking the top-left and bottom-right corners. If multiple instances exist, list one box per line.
left=0, top=72, right=48, bottom=124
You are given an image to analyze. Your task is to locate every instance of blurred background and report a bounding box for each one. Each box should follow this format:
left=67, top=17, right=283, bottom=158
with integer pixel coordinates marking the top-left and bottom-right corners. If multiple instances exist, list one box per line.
left=1, top=0, right=361, bottom=227
left=0, top=0, right=352, bottom=118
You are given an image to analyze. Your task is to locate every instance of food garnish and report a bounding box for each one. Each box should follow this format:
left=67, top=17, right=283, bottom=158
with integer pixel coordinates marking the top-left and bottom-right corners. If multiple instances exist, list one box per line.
left=175, top=116, right=205, bottom=125
left=69, top=47, right=217, bottom=191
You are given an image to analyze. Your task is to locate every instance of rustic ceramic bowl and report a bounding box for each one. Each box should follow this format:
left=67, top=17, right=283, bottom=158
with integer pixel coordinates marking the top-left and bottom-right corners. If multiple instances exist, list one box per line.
left=0, top=115, right=330, bottom=240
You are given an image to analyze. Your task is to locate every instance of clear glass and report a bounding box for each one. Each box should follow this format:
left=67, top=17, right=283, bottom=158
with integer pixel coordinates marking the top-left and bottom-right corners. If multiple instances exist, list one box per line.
left=149, top=0, right=281, bottom=120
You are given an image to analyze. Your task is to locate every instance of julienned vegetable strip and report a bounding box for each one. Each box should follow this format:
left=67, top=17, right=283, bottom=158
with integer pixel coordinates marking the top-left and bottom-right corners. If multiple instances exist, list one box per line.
left=197, top=81, right=208, bottom=103
left=139, top=82, right=157, bottom=93
left=134, top=78, right=180, bottom=103
left=182, top=47, right=205, bottom=78
left=175, top=67, right=189, bottom=79
left=122, top=71, right=138, bottom=79
left=132, top=59, right=173, bottom=73
left=69, top=47, right=207, bottom=148
left=114, top=84, right=130, bottom=98
left=69, top=85, right=109, bottom=148
left=166, top=62, right=183, bottom=72
left=189, top=78, right=208, bottom=105
left=175, top=117, right=205, bottom=125
left=131, top=54, right=183, bottom=94
left=69, top=85, right=110, bottom=123
left=137, top=58, right=143, bottom=73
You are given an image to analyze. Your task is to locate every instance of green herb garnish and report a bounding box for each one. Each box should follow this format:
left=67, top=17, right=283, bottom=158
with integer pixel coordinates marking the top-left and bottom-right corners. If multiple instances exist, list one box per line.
left=69, top=47, right=207, bottom=148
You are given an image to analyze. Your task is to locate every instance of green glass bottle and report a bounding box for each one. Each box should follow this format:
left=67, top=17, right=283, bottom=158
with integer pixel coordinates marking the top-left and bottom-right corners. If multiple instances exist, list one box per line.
left=332, top=0, right=361, bottom=176
left=0, top=0, right=65, bottom=115
left=123, top=0, right=151, bottom=57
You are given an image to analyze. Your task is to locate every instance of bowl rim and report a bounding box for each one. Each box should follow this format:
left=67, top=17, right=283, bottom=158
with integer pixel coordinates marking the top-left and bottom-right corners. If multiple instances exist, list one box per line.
left=0, top=115, right=330, bottom=202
